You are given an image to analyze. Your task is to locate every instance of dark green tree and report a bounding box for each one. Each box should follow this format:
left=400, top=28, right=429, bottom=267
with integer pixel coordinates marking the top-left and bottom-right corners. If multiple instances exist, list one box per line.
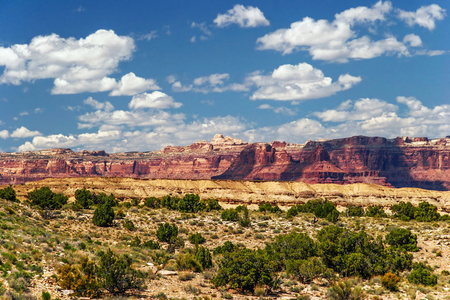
left=286, top=257, right=330, bottom=284
left=92, top=193, right=117, bottom=206
left=212, top=248, right=277, bottom=293
left=286, top=199, right=339, bottom=223
left=221, top=209, right=240, bottom=222
left=97, top=249, right=144, bottom=295
left=160, top=195, right=180, bottom=210
left=75, top=188, right=94, bottom=209
left=316, top=226, right=407, bottom=278
left=346, top=205, right=364, bottom=217
left=195, top=246, right=213, bottom=270
left=156, top=223, right=178, bottom=244
left=28, top=186, right=67, bottom=210
left=144, top=197, right=160, bottom=208
left=0, top=186, right=17, bottom=202
left=408, top=263, right=437, bottom=286
left=264, top=232, right=317, bottom=271
left=414, top=201, right=440, bottom=222
left=385, top=228, right=418, bottom=252
left=92, top=202, right=115, bottom=227
left=178, top=194, right=202, bottom=213
left=206, top=199, right=222, bottom=211
left=365, top=205, right=387, bottom=218
left=391, top=201, right=416, bottom=221
left=188, top=233, right=206, bottom=245
left=213, top=241, right=237, bottom=255
left=259, top=203, right=282, bottom=213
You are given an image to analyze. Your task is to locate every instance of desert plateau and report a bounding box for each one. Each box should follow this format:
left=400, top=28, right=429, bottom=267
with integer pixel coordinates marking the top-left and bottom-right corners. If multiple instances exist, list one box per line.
left=0, top=135, right=449, bottom=300
left=1, top=1, right=448, bottom=299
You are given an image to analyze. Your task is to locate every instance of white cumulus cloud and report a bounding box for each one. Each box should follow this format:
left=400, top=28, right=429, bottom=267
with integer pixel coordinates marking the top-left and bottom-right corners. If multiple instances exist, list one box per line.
left=10, top=126, right=42, bottom=138
left=398, top=4, right=446, bottom=30
left=110, top=72, right=160, bottom=96
left=314, top=98, right=398, bottom=122
left=129, top=91, right=182, bottom=109
left=84, top=97, right=114, bottom=112
left=0, top=130, right=9, bottom=139
left=171, top=73, right=248, bottom=93
left=0, top=30, right=162, bottom=96
left=214, top=4, right=270, bottom=28
left=0, top=29, right=134, bottom=84
left=258, top=104, right=296, bottom=116
left=247, top=63, right=361, bottom=101
left=256, top=1, right=443, bottom=62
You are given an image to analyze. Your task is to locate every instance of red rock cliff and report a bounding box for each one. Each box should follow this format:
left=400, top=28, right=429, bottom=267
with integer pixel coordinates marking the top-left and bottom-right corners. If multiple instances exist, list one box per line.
left=0, top=135, right=449, bottom=190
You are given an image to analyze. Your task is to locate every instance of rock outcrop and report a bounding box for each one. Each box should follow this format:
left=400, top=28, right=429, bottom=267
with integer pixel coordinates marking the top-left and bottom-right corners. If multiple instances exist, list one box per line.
left=0, top=135, right=449, bottom=190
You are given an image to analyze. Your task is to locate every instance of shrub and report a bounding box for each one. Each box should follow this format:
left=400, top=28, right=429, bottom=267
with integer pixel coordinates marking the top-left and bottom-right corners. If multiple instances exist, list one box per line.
left=316, top=225, right=411, bottom=279
left=42, top=291, right=51, bottom=300
left=175, top=253, right=203, bottom=272
left=414, top=201, right=440, bottom=222
left=286, top=257, right=330, bottom=284
left=365, top=206, right=387, bottom=218
left=286, top=205, right=300, bottom=218
left=346, top=205, right=364, bottom=217
left=407, top=263, right=437, bottom=286
left=265, top=232, right=317, bottom=271
left=28, top=187, right=68, bottom=210
left=0, top=186, right=17, bottom=202
left=326, top=280, right=364, bottom=300
left=440, top=214, right=450, bottom=221
left=221, top=209, right=239, bottom=222
left=92, top=192, right=117, bottom=206
left=213, top=241, right=237, bottom=255
left=212, top=248, right=277, bottom=293
left=97, top=249, right=144, bottom=295
left=206, top=199, right=222, bottom=211
left=92, top=202, right=115, bottom=227
left=286, top=199, right=339, bottom=223
left=144, top=197, right=160, bottom=208
left=160, top=195, right=180, bottom=210
left=123, top=219, right=136, bottom=231
left=74, top=188, right=94, bottom=209
left=259, top=203, right=282, bottom=213
left=57, top=256, right=100, bottom=298
left=188, top=233, right=206, bottom=245
left=195, top=246, right=213, bottom=270
left=381, top=272, right=400, bottom=291
left=221, top=206, right=251, bottom=226
left=238, top=206, right=251, bottom=227
left=156, top=223, right=178, bottom=244
left=391, top=201, right=416, bottom=221
left=142, top=240, right=160, bottom=249
left=385, top=228, right=418, bottom=252
left=177, top=194, right=207, bottom=213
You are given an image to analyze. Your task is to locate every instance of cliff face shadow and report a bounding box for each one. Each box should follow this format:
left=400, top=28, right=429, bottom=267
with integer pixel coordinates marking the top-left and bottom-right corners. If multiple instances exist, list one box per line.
left=212, top=144, right=257, bottom=180
left=278, top=136, right=448, bottom=191
left=380, top=140, right=448, bottom=191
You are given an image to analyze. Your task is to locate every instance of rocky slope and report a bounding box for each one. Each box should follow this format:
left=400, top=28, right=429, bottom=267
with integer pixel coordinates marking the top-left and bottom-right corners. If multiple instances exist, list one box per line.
left=17, top=177, right=450, bottom=212
left=1, top=134, right=449, bottom=190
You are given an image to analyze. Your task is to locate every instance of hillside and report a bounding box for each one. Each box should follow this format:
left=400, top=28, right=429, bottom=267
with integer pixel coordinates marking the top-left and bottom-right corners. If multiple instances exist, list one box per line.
left=0, top=178, right=450, bottom=299
left=15, top=177, right=450, bottom=212
left=1, top=134, right=449, bottom=190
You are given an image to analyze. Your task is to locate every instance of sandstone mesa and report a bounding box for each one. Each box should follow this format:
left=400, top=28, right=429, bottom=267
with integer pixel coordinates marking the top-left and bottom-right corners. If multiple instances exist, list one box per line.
left=0, top=134, right=449, bottom=191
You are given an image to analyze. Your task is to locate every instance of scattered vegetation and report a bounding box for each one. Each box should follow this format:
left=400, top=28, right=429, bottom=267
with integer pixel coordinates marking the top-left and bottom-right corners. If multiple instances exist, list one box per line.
left=0, top=184, right=448, bottom=299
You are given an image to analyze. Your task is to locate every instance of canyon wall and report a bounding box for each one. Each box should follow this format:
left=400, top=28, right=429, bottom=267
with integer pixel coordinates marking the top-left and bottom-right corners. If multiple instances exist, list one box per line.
left=0, top=134, right=449, bottom=190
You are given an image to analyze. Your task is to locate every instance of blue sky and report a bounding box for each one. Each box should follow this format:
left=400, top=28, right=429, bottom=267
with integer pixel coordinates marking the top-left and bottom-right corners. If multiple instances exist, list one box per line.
left=0, top=0, right=448, bottom=153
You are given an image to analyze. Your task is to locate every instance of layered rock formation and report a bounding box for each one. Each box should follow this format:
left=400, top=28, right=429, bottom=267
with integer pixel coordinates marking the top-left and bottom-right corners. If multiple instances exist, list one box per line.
left=1, top=134, right=449, bottom=190
left=17, top=177, right=450, bottom=211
